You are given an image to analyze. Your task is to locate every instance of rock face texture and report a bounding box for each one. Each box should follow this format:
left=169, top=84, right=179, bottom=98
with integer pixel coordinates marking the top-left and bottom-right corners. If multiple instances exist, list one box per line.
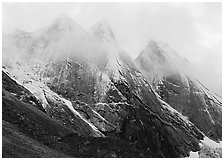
left=135, top=41, right=222, bottom=142
left=2, top=15, right=221, bottom=158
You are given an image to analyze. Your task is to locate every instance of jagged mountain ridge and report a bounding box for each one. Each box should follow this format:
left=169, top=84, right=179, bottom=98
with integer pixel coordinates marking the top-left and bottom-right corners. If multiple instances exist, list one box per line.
left=135, top=40, right=222, bottom=141
left=2, top=15, right=222, bottom=158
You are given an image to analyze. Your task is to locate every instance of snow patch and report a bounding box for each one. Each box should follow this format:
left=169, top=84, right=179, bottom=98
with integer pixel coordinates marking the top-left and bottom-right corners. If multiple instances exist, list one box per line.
left=189, top=151, right=199, bottom=158
left=187, top=137, right=222, bottom=158
left=201, top=137, right=222, bottom=149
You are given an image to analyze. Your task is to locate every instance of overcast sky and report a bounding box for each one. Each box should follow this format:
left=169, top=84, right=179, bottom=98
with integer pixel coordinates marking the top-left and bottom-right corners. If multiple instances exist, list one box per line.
left=2, top=2, right=222, bottom=95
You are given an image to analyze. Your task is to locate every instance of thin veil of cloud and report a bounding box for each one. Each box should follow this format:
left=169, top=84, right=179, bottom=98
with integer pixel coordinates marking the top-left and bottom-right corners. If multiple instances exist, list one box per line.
left=2, top=2, right=222, bottom=95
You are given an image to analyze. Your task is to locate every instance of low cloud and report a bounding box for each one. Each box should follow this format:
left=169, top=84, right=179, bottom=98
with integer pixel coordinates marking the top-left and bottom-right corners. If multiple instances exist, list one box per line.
left=2, top=2, right=222, bottom=95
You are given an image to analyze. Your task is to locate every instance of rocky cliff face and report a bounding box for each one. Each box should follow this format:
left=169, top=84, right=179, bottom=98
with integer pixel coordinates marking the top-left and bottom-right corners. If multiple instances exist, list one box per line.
left=135, top=40, right=222, bottom=142
left=2, top=15, right=222, bottom=158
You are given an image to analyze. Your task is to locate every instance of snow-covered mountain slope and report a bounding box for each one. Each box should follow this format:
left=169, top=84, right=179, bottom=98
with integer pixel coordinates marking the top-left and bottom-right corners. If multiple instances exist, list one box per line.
left=2, top=15, right=221, bottom=158
left=135, top=40, right=222, bottom=142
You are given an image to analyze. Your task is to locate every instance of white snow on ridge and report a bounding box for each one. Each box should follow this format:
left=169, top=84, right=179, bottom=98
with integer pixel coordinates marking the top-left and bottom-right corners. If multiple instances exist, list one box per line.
left=155, top=92, right=190, bottom=124
left=61, top=98, right=104, bottom=137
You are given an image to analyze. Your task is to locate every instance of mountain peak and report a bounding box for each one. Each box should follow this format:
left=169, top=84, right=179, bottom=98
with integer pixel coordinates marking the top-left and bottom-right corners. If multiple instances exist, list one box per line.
left=96, top=18, right=111, bottom=28
left=89, top=19, right=115, bottom=43
left=50, top=14, right=83, bottom=32
left=147, top=39, right=159, bottom=48
left=136, top=39, right=166, bottom=62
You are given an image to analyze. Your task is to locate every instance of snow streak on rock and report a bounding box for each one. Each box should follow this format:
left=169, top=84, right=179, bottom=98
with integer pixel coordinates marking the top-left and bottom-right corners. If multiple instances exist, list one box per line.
left=61, top=98, right=104, bottom=137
